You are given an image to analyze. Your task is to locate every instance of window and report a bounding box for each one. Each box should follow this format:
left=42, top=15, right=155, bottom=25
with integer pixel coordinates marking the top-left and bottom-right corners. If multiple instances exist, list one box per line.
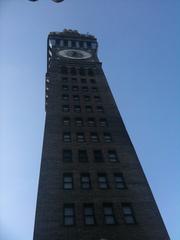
left=94, top=150, right=103, bottom=162
left=79, top=41, right=83, bottom=48
left=94, top=96, right=101, bottom=102
left=103, top=204, right=116, bottom=225
left=88, top=69, right=94, bottom=76
left=87, top=118, right=96, bottom=127
left=122, top=203, right=136, bottom=224
left=73, top=95, right=80, bottom=101
left=84, top=95, right=91, bottom=102
left=87, top=41, right=91, bottom=48
left=85, top=106, right=93, bottom=113
left=96, top=106, right=104, bottom=112
left=98, top=174, right=108, bottom=189
left=90, top=78, right=96, bottom=84
left=92, top=86, right=98, bottom=92
left=62, top=94, right=69, bottom=100
left=114, top=174, right=126, bottom=189
left=63, top=173, right=73, bottom=189
left=81, top=78, right=87, bottom=84
left=79, top=150, right=88, bottom=162
left=63, top=117, right=70, bottom=126
left=62, top=85, right=69, bottom=91
left=104, top=133, right=112, bottom=142
left=108, top=150, right=118, bottom=162
left=72, top=86, right=79, bottom=91
left=61, top=66, right=68, bottom=75
left=62, top=105, right=70, bottom=112
left=77, top=133, right=85, bottom=142
left=84, top=204, right=95, bottom=225
left=99, top=118, right=108, bottom=127
left=64, top=40, right=68, bottom=47
left=82, top=86, right=88, bottom=92
left=90, top=132, right=99, bottom=142
left=71, top=67, right=77, bottom=75
left=63, top=132, right=71, bottom=142
left=72, top=77, right=78, bottom=83
left=75, top=118, right=83, bottom=126
left=79, top=68, right=86, bottom=76
left=81, top=174, right=91, bottom=189
left=63, top=150, right=72, bottom=162
left=62, top=77, right=68, bottom=83
left=72, top=40, right=76, bottom=48
left=64, top=204, right=75, bottom=226
left=74, top=105, right=81, bottom=112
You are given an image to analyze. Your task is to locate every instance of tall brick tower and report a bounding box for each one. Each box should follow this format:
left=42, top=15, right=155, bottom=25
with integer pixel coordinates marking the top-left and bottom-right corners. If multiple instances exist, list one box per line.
left=33, top=29, right=169, bottom=240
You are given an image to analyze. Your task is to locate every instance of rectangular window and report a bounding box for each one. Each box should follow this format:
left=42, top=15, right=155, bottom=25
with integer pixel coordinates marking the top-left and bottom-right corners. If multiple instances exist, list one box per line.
left=72, top=86, right=79, bottom=91
left=104, top=133, right=112, bottom=142
left=62, top=85, right=69, bottom=91
left=99, top=118, right=108, bottom=127
left=63, top=132, right=71, bottom=142
left=63, top=173, right=73, bottom=190
left=90, top=79, right=96, bottom=84
left=63, top=117, right=70, bottom=126
left=96, top=106, right=104, bottom=112
left=94, top=150, right=103, bottom=162
left=84, top=204, right=95, bottom=225
left=114, top=174, right=126, bottom=189
left=62, top=105, right=70, bottom=112
left=82, top=86, right=88, bottom=92
left=87, top=118, right=96, bottom=127
left=72, top=77, right=78, bottom=83
left=85, top=106, right=93, bottom=113
left=88, top=69, right=94, bottom=76
left=81, top=174, right=91, bottom=189
left=63, top=150, right=72, bottom=162
left=64, top=204, right=75, bottom=226
left=74, top=105, right=81, bottom=112
left=62, top=77, right=68, bottom=83
left=79, top=150, right=88, bottom=162
left=71, top=67, right=77, bottom=75
left=75, top=118, right=83, bottom=126
left=92, top=86, right=98, bottom=92
left=108, top=150, right=118, bottom=162
left=122, top=203, right=136, bottom=224
left=84, top=95, right=91, bottom=102
left=94, top=96, right=101, bottom=102
left=81, top=78, right=87, bottom=84
left=79, top=68, right=86, bottom=76
left=90, top=132, right=99, bottom=142
left=98, top=174, right=108, bottom=189
left=103, top=204, right=116, bottom=225
left=62, top=94, right=69, bottom=100
left=77, top=133, right=85, bottom=142
left=73, top=95, right=80, bottom=101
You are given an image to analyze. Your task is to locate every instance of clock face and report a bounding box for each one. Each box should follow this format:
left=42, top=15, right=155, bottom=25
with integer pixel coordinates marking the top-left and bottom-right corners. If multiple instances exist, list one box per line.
left=58, top=49, right=91, bottom=59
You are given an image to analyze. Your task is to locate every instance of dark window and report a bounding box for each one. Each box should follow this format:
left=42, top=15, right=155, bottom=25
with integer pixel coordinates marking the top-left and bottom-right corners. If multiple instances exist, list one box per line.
left=62, top=77, right=68, bottom=83
left=71, top=67, right=77, bottom=75
left=63, top=132, right=71, bottom=142
left=79, top=41, right=83, bottom=48
left=94, top=150, right=103, bottom=162
left=122, top=203, right=136, bottom=224
left=90, top=79, right=96, bottom=84
left=87, top=118, right=96, bottom=127
left=108, top=150, right=118, bottom=162
left=64, top=204, right=75, bottom=226
left=81, top=174, right=91, bottom=189
left=78, top=150, right=88, bottom=162
left=72, top=77, right=78, bottom=83
left=97, top=106, right=104, bottom=112
left=84, top=204, right=95, bottom=225
left=94, top=96, right=101, bottom=102
left=92, top=86, right=98, bottom=92
left=61, top=66, right=68, bottom=75
left=63, top=150, right=72, bottom=162
left=90, top=132, right=99, bottom=142
left=74, top=105, right=81, bottom=112
left=114, top=173, right=126, bottom=189
left=88, top=69, right=94, bottom=76
left=81, top=78, right=87, bottom=84
left=62, top=94, right=69, bottom=100
left=63, top=117, right=70, bottom=126
left=62, top=85, right=69, bottom=91
left=99, top=118, right=108, bottom=127
left=77, top=133, right=85, bottom=142
left=82, top=86, right=88, bottom=92
left=98, top=174, right=108, bottom=189
left=64, top=40, right=68, bottom=47
left=79, top=68, right=86, bottom=76
left=87, top=41, right=91, bottom=48
left=56, top=39, right=60, bottom=45
left=73, top=95, right=80, bottom=101
left=84, top=95, right=91, bottom=102
left=85, top=106, right=93, bottom=113
left=62, top=105, right=70, bottom=112
left=72, top=41, right=76, bottom=47
left=104, top=133, right=112, bottom=142
left=75, top=118, right=83, bottom=126
left=72, top=86, right=79, bottom=91
left=63, top=173, right=73, bottom=190
left=103, top=204, right=116, bottom=225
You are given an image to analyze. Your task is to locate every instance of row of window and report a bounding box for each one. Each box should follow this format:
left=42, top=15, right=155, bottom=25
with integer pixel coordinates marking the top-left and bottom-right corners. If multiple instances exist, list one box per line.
left=63, top=173, right=126, bottom=190
left=61, top=77, right=96, bottom=84
left=63, top=132, right=112, bottom=143
left=63, top=149, right=118, bottom=162
left=60, top=67, right=95, bottom=76
left=62, top=94, right=101, bottom=102
left=62, top=105, right=104, bottom=113
left=50, top=39, right=97, bottom=50
left=63, top=203, right=136, bottom=226
left=61, top=85, right=98, bottom=92
left=63, top=117, right=108, bottom=127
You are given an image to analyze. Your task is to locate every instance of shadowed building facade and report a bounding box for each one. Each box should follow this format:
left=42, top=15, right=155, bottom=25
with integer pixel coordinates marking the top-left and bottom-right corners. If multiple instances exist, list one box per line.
left=33, top=29, right=169, bottom=240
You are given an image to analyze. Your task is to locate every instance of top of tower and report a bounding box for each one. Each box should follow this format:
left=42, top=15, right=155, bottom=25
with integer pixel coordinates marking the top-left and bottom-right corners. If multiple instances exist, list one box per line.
left=49, top=29, right=96, bottom=40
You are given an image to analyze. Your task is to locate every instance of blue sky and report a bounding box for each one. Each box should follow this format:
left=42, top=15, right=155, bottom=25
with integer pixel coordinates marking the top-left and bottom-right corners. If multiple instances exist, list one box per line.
left=0, top=0, right=180, bottom=239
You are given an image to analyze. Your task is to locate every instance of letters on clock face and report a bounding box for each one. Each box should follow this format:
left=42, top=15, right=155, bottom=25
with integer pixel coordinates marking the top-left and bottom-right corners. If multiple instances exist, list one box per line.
left=58, top=49, right=91, bottom=59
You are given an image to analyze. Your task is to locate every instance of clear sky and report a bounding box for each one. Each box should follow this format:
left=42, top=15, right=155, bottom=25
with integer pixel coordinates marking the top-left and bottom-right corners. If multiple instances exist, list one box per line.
left=0, top=0, right=179, bottom=239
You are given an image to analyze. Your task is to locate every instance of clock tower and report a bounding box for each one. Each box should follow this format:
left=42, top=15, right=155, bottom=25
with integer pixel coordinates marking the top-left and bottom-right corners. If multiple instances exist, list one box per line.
left=33, top=29, right=169, bottom=240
